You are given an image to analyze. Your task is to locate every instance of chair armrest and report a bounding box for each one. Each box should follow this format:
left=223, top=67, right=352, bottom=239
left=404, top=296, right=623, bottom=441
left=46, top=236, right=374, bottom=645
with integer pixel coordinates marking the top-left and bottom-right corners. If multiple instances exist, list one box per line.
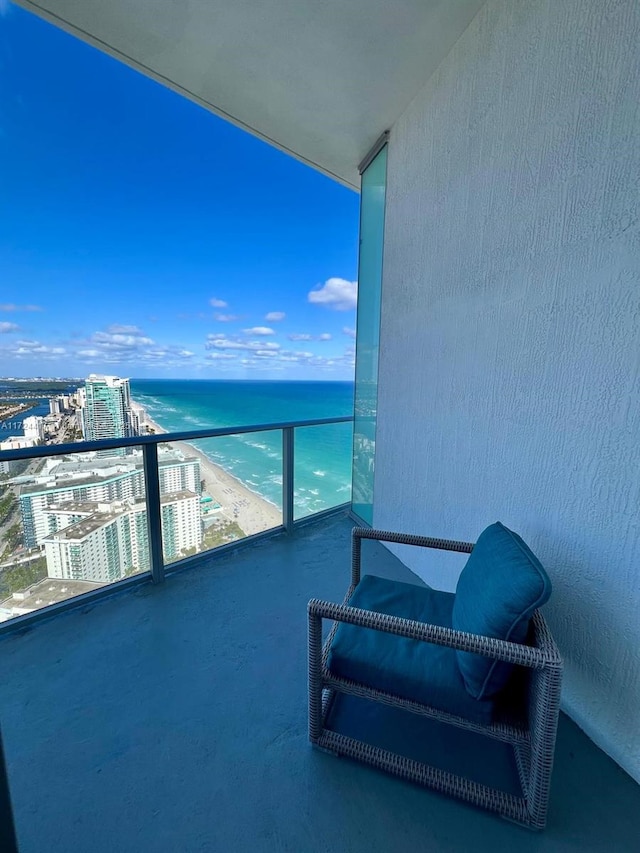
left=351, top=527, right=474, bottom=586
left=308, top=598, right=554, bottom=669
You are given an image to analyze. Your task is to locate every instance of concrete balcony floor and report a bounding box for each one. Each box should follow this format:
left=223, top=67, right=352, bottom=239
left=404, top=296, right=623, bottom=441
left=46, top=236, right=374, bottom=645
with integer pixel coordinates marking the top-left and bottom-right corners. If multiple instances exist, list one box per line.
left=0, top=515, right=638, bottom=852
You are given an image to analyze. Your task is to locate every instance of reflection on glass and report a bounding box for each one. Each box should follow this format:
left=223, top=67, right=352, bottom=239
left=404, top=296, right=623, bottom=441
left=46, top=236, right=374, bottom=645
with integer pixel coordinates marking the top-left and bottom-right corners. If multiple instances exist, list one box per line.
left=0, top=446, right=147, bottom=624
left=294, top=423, right=353, bottom=521
left=158, top=433, right=282, bottom=565
left=352, top=145, right=387, bottom=524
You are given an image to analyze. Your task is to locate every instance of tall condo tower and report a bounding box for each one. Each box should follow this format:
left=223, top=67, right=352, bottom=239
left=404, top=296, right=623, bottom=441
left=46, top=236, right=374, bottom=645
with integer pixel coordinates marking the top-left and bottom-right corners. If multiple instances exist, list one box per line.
left=82, top=374, right=136, bottom=442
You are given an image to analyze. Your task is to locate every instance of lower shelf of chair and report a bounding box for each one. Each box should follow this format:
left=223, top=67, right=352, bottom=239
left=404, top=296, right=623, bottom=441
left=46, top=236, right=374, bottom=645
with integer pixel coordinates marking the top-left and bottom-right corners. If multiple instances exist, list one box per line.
left=316, top=692, right=537, bottom=827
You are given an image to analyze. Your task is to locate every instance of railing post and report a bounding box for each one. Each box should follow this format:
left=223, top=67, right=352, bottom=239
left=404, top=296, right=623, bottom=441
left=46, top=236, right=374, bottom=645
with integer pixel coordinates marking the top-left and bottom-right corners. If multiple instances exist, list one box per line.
left=143, top=442, right=165, bottom=583
left=282, top=427, right=294, bottom=534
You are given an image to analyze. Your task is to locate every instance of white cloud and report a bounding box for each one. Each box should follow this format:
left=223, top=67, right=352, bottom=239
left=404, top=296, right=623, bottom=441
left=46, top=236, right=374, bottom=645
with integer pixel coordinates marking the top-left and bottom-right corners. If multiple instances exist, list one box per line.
left=0, top=303, right=43, bottom=312
left=210, top=297, right=228, bottom=308
left=254, top=350, right=280, bottom=359
left=0, top=322, right=19, bottom=333
left=308, top=277, right=357, bottom=311
left=206, top=336, right=281, bottom=352
left=13, top=339, right=66, bottom=357
left=318, top=333, right=332, bottom=341
left=105, top=324, right=143, bottom=334
left=343, top=327, right=356, bottom=338
left=92, top=330, right=155, bottom=348
left=71, top=324, right=196, bottom=367
left=214, top=313, right=240, bottom=322
left=207, top=352, right=238, bottom=360
left=265, top=312, right=285, bottom=322
left=288, top=333, right=313, bottom=341
left=243, top=326, right=275, bottom=336
left=1, top=321, right=199, bottom=372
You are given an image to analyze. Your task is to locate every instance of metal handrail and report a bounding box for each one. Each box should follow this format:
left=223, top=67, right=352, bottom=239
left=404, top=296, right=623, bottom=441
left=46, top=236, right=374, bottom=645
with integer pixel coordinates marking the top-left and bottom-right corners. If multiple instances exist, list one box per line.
left=0, top=415, right=355, bottom=622
left=0, top=415, right=354, bottom=462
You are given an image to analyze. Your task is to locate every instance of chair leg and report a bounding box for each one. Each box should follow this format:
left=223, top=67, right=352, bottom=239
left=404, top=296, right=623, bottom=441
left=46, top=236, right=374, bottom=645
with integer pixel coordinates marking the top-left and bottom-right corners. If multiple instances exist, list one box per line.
left=308, top=611, right=323, bottom=743
left=527, top=664, right=562, bottom=829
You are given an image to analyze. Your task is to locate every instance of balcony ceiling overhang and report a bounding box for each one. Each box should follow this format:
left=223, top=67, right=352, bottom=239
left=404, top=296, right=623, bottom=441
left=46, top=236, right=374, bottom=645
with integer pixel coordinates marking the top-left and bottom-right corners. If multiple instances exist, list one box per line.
left=18, top=0, right=485, bottom=188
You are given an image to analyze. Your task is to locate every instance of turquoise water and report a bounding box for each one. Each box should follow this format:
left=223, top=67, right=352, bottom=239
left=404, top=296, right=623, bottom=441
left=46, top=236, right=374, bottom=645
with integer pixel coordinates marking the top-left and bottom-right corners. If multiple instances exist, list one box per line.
left=130, top=379, right=354, bottom=517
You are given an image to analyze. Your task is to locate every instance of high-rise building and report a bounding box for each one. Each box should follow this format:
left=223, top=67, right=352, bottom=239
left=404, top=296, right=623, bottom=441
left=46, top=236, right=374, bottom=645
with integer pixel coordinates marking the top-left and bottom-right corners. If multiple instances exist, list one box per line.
left=43, top=492, right=202, bottom=582
left=160, top=491, right=202, bottom=561
left=20, top=468, right=145, bottom=547
left=159, top=456, right=202, bottom=495
left=22, top=416, right=45, bottom=443
left=19, top=453, right=201, bottom=547
left=43, top=499, right=151, bottom=583
left=82, top=375, right=136, bottom=442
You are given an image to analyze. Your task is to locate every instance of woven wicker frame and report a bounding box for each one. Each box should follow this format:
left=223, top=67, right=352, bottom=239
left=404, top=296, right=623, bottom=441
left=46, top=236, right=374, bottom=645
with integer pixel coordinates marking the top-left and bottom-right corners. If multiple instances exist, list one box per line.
left=308, top=527, right=563, bottom=830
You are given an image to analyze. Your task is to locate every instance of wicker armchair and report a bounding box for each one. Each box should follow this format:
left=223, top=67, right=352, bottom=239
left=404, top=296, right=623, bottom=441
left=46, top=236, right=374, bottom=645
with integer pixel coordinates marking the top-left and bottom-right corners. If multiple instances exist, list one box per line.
left=308, top=526, right=563, bottom=829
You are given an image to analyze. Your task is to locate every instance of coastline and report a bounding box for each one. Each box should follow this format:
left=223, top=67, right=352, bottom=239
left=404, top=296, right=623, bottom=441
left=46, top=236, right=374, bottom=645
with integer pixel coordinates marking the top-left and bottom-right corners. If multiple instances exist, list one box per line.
left=0, top=402, right=36, bottom=423
left=131, top=401, right=282, bottom=536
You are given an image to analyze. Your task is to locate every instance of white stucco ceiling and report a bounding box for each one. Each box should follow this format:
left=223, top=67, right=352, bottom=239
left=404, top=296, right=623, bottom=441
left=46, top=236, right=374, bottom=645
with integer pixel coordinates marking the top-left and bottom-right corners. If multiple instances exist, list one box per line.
left=18, top=0, right=486, bottom=188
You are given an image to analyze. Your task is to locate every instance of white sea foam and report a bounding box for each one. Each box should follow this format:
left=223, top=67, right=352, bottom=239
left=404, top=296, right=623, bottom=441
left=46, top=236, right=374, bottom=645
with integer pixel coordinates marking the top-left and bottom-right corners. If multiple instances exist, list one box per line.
left=132, top=379, right=353, bottom=513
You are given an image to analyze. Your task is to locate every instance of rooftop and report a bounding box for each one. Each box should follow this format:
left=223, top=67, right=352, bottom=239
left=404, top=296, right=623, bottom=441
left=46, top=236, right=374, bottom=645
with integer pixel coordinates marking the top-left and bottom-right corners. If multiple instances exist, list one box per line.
left=20, top=450, right=196, bottom=496
left=42, top=498, right=147, bottom=540
left=0, top=515, right=637, bottom=852
left=20, top=468, right=140, bottom=496
left=160, top=490, right=198, bottom=504
left=46, top=501, right=100, bottom=515
left=0, top=578, right=101, bottom=621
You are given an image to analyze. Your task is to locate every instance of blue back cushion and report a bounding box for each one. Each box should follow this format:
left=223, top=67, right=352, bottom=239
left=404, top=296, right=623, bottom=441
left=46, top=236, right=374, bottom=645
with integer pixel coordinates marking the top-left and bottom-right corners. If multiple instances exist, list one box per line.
left=452, top=522, right=551, bottom=699
left=327, top=575, right=496, bottom=724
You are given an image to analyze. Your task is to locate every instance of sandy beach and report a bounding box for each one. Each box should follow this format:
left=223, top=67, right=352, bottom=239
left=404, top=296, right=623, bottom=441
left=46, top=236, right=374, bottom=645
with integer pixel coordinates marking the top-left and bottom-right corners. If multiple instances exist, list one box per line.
left=131, top=401, right=282, bottom=536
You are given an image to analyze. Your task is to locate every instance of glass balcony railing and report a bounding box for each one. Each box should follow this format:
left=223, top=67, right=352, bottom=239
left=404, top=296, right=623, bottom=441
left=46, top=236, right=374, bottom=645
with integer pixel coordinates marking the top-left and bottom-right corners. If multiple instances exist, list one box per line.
left=294, top=421, right=353, bottom=521
left=0, top=416, right=352, bottom=627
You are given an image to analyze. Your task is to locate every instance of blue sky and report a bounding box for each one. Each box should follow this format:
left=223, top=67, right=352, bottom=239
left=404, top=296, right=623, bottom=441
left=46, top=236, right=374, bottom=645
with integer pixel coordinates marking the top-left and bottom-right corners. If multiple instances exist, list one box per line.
left=0, top=3, right=359, bottom=380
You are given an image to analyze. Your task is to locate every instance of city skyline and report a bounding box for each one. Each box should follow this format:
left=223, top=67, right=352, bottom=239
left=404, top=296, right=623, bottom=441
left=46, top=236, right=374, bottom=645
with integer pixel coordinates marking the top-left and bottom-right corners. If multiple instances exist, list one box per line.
left=0, top=3, right=360, bottom=381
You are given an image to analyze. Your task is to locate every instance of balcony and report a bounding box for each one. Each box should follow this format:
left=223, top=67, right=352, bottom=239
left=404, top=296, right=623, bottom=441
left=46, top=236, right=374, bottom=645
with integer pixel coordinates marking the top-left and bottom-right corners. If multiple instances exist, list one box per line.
left=0, top=513, right=638, bottom=852
left=0, top=418, right=353, bottom=626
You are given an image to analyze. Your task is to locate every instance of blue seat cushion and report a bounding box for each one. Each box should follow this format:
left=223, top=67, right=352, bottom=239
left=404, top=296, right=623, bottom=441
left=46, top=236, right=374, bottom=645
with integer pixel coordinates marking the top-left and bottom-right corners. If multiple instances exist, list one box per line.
left=326, top=575, right=496, bottom=725
left=452, top=522, right=551, bottom=700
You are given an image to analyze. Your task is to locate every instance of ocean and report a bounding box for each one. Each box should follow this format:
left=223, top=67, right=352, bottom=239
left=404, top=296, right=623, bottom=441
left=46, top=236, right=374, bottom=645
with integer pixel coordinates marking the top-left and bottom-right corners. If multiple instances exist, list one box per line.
left=130, top=379, right=354, bottom=518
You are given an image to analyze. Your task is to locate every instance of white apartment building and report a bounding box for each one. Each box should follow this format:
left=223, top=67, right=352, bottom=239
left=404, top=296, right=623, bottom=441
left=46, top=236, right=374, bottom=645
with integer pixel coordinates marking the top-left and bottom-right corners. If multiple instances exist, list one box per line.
left=0, top=436, right=36, bottom=452
left=20, top=468, right=146, bottom=547
left=20, top=453, right=201, bottom=547
left=43, top=492, right=202, bottom=582
left=158, top=454, right=202, bottom=495
left=160, top=491, right=202, bottom=562
left=22, top=416, right=45, bottom=443
left=44, top=500, right=148, bottom=584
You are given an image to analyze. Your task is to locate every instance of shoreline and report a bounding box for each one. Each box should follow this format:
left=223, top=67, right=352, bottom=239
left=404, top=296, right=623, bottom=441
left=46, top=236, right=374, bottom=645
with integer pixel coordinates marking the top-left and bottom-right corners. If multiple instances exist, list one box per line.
left=131, top=401, right=282, bottom=536
left=0, top=402, right=36, bottom=423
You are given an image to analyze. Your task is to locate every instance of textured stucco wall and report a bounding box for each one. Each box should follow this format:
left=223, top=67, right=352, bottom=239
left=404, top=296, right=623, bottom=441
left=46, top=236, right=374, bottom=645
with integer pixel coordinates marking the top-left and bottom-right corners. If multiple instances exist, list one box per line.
left=375, top=0, right=640, bottom=782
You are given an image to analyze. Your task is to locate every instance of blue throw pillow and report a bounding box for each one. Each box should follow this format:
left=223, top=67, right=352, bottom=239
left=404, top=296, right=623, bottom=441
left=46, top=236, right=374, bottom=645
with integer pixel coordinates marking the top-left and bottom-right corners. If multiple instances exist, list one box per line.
left=452, top=522, right=551, bottom=700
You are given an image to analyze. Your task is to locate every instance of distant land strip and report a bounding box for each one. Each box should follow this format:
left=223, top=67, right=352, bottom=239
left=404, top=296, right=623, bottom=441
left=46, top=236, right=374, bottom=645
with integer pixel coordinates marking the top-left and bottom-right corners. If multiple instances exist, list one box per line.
left=0, top=403, right=36, bottom=423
